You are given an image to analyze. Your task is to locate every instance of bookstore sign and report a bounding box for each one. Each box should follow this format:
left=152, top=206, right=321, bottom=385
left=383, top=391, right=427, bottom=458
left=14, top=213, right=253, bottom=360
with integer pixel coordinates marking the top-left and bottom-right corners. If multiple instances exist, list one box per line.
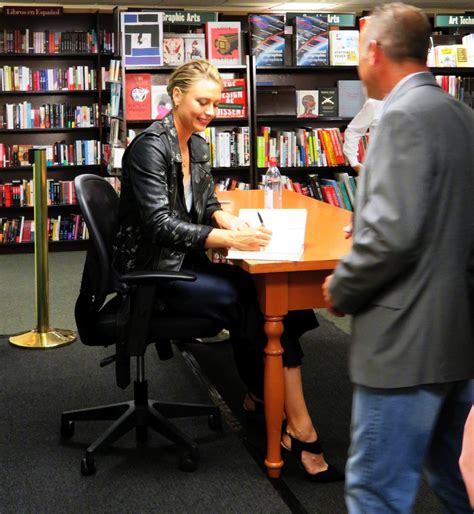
left=286, top=12, right=355, bottom=27
left=162, top=10, right=217, bottom=25
left=3, top=6, right=62, bottom=16
left=435, top=14, right=474, bottom=27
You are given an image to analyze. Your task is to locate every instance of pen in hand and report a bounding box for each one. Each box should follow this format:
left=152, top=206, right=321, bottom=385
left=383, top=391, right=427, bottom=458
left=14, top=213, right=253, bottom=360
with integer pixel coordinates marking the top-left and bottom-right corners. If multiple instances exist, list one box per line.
left=257, top=211, right=265, bottom=227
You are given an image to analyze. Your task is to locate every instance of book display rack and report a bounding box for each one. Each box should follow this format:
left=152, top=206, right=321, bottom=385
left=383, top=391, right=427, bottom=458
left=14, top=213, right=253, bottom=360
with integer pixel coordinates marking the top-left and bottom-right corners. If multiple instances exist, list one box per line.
left=1, top=7, right=472, bottom=252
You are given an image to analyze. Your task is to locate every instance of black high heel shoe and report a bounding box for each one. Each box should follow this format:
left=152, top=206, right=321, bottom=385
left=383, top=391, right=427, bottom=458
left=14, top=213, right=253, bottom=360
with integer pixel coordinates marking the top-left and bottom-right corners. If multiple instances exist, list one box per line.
left=281, top=431, right=344, bottom=483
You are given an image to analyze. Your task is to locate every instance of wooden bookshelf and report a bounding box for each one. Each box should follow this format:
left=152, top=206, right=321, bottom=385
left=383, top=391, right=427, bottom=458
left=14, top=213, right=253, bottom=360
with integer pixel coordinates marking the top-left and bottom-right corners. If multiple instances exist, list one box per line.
left=0, top=11, right=115, bottom=252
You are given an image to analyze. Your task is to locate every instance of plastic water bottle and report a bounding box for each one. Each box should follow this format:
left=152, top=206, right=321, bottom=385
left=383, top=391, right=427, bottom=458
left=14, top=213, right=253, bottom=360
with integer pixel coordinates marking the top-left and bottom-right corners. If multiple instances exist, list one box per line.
left=264, top=157, right=282, bottom=209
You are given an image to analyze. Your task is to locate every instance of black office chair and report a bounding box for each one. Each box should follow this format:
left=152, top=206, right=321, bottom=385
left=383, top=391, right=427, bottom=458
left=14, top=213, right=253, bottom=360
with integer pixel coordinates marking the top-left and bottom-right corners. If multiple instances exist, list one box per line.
left=61, top=174, right=223, bottom=476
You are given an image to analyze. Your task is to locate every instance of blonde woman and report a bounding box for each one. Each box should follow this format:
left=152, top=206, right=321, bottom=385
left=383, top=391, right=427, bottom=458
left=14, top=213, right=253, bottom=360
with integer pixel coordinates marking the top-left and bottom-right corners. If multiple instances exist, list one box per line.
left=114, top=60, right=341, bottom=482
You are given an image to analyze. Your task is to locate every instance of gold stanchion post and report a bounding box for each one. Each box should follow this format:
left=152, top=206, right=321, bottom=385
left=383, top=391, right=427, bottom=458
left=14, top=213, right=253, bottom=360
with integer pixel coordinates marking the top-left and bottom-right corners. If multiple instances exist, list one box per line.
left=9, top=149, right=76, bottom=349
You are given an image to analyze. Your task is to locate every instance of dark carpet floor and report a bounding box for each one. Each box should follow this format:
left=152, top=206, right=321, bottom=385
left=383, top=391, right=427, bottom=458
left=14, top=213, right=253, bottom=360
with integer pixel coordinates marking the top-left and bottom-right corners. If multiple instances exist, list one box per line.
left=1, top=316, right=442, bottom=513
left=0, top=336, right=289, bottom=514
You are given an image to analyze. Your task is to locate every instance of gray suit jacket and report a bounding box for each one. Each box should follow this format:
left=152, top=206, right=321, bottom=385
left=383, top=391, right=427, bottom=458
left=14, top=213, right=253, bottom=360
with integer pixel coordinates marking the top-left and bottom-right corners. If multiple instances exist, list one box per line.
left=330, top=72, right=474, bottom=388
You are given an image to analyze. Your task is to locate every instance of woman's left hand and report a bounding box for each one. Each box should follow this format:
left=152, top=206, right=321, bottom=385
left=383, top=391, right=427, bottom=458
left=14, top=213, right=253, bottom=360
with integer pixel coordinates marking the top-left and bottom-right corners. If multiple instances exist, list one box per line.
left=213, top=210, right=249, bottom=231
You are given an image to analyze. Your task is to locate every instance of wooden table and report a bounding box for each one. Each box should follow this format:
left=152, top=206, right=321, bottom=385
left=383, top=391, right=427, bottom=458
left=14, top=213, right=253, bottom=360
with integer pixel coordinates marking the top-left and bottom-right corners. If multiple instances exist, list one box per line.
left=217, top=189, right=352, bottom=478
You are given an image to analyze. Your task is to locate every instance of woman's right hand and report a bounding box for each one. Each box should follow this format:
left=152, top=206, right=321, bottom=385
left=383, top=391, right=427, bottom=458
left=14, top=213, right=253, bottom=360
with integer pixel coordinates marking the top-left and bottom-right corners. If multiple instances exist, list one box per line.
left=228, top=227, right=272, bottom=251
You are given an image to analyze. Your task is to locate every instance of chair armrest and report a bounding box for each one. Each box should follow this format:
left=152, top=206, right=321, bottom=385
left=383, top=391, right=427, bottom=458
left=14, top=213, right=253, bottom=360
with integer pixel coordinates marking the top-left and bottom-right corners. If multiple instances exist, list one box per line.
left=120, top=270, right=196, bottom=285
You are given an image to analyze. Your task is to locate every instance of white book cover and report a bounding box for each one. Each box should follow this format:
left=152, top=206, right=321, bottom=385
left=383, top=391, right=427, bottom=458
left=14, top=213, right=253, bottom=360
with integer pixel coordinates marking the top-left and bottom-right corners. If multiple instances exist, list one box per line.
left=227, top=209, right=307, bottom=261
left=151, top=85, right=172, bottom=120
left=296, top=90, right=319, bottom=118
left=183, top=34, right=206, bottom=62
left=329, top=30, right=359, bottom=66
left=163, top=36, right=185, bottom=66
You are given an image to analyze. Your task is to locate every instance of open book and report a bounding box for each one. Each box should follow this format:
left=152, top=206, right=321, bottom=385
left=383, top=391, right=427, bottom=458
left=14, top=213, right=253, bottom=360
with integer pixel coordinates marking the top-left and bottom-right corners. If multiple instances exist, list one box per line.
left=227, top=209, right=307, bottom=261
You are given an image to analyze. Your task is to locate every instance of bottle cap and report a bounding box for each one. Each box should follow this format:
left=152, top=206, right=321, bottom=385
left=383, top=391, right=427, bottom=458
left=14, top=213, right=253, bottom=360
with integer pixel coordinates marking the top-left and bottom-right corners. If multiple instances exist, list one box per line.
left=269, top=157, right=277, bottom=166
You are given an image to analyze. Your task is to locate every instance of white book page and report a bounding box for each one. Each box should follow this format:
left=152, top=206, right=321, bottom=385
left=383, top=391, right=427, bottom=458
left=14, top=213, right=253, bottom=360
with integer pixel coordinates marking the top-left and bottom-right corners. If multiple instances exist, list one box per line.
left=227, top=209, right=307, bottom=261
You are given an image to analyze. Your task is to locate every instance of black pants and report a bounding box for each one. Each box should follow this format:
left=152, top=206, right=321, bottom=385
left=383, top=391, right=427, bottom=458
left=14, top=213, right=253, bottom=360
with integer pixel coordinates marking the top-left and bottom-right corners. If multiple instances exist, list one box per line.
left=162, top=259, right=318, bottom=398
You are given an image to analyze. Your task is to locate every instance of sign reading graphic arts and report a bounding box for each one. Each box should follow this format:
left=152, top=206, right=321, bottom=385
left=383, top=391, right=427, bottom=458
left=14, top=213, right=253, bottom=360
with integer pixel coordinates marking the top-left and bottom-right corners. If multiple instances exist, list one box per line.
left=3, top=6, right=63, bottom=16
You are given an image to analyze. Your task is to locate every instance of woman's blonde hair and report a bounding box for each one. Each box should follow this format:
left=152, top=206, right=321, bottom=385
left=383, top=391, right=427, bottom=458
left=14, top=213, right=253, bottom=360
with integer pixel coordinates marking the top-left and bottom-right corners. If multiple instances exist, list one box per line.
left=167, top=60, right=223, bottom=106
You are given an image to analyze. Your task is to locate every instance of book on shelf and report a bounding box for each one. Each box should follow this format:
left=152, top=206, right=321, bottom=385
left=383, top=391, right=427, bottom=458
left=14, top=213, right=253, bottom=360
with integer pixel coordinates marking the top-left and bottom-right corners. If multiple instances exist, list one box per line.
left=214, top=177, right=250, bottom=192
left=296, top=90, right=319, bottom=118
left=433, top=45, right=470, bottom=67
left=249, top=14, right=285, bottom=67
left=217, top=78, right=247, bottom=118
left=163, top=34, right=185, bottom=66
left=121, top=12, right=163, bottom=68
left=125, top=73, right=151, bottom=120
left=337, top=80, right=364, bottom=118
left=462, top=34, right=474, bottom=65
left=205, top=21, right=242, bottom=67
left=151, top=85, right=172, bottom=120
left=294, top=15, right=329, bottom=66
left=183, top=33, right=206, bottom=62
left=109, top=59, right=121, bottom=83
left=329, top=30, right=359, bottom=66
left=318, top=87, right=338, bottom=117
left=256, top=85, right=297, bottom=116
left=109, top=82, right=122, bottom=117
left=227, top=208, right=307, bottom=261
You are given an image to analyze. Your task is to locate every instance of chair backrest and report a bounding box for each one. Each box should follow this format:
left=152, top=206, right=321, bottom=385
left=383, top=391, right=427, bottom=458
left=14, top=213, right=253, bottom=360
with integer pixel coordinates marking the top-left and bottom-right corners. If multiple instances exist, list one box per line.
left=74, top=174, right=120, bottom=311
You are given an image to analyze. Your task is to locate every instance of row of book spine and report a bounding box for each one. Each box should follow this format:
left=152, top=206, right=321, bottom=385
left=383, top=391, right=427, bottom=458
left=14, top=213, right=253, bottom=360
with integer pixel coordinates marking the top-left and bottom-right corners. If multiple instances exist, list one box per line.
left=257, top=127, right=348, bottom=169
left=1, top=102, right=99, bottom=129
left=258, top=171, right=358, bottom=212
left=0, top=214, right=88, bottom=244
left=214, top=177, right=250, bottom=192
left=0, top=140, right=101, bottom=168
left=0, top=65, right=97, bottom=92
left=0, top=29, right=114, bottom=54
left=0, top=175, right=120, bottom=209
left=203, top=126, right=250, bottom=168
left=0, top=179, right=77, bottom=207
left=435, top=75, right=473, bottom=105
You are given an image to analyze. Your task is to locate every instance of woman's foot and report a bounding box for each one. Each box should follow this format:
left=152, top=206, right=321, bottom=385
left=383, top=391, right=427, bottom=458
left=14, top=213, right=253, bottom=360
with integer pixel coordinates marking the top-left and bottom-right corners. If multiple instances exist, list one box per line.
left=281, top=429, right=344, bottom=482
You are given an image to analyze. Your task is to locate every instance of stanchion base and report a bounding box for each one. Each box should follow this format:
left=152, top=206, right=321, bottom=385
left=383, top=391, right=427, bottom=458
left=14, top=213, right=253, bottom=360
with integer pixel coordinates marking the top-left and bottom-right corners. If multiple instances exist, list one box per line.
left=9, top=329, right=76, bottom=349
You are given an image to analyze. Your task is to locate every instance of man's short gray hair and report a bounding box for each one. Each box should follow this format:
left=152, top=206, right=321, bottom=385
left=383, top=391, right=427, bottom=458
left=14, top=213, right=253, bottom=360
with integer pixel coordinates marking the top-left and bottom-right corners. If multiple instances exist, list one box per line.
left=363, top=3, right=431, bottom=63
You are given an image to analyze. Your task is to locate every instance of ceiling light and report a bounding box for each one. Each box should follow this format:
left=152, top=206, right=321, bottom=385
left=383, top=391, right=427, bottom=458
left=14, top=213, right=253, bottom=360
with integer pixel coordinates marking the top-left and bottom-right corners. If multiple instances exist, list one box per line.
left=270, top=2, right=337, bottom=11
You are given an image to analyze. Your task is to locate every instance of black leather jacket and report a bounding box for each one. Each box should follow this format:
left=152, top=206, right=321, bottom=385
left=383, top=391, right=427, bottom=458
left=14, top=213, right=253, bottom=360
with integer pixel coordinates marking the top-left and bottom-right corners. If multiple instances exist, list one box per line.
left=113, top=114, right=222, bottom=273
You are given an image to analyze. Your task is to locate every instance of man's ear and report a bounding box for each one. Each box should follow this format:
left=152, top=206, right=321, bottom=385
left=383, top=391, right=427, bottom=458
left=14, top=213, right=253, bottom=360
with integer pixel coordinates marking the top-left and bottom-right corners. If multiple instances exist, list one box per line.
left=368, top=39, right=382, bottom=66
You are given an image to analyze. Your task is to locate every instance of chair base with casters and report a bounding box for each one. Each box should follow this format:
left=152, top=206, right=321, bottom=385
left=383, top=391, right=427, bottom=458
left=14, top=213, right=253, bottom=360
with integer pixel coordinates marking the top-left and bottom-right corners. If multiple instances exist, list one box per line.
left=61, top=354, right=222, bottom=476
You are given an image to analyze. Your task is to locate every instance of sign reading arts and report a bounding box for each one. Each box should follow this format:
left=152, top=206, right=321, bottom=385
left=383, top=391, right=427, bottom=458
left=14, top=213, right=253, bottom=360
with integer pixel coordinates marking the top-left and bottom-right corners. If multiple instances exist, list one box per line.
left=3, top=6, right=62, bottom=15
left=435, top=14, right=474, bottom=27
left=286, top=12, right=356, bottom=27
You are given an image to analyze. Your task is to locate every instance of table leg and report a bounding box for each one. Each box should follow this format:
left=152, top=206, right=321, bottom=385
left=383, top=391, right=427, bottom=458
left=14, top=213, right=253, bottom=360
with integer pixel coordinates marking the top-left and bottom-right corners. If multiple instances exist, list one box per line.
left=263, top=315, right=285, bottom=478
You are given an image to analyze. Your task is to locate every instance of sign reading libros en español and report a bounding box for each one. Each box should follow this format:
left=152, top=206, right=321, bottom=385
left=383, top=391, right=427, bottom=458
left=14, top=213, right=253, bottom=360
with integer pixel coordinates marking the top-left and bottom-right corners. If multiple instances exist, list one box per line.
left=435, top=14, right=474, bottom=27
left=3, top=6, right=63, bottom=16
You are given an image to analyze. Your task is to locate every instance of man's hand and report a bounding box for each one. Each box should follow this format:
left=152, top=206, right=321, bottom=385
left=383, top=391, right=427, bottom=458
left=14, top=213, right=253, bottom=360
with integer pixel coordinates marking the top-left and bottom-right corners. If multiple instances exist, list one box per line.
left=322, top=275, right=345, bottom=317
left=353, top=164, right=362, bottom=174
left=343, top=223, right=353, bottom=239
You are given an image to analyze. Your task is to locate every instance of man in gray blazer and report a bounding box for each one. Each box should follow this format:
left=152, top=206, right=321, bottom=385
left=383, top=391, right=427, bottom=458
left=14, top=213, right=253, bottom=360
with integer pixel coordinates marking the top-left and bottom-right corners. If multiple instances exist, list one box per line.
left=322, top=3, right=474, bottom=513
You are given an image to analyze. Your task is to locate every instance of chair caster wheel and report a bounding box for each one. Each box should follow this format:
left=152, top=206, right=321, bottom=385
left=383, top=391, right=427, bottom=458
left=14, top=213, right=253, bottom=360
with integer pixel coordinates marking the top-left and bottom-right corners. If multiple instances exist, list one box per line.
left=60, top=420, right=75, bottom=438
left=178, top=448, right=199, bottom=472
left=208, top=413, right=222, bottom=432
left=81, top=456, right=96, bottom=476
